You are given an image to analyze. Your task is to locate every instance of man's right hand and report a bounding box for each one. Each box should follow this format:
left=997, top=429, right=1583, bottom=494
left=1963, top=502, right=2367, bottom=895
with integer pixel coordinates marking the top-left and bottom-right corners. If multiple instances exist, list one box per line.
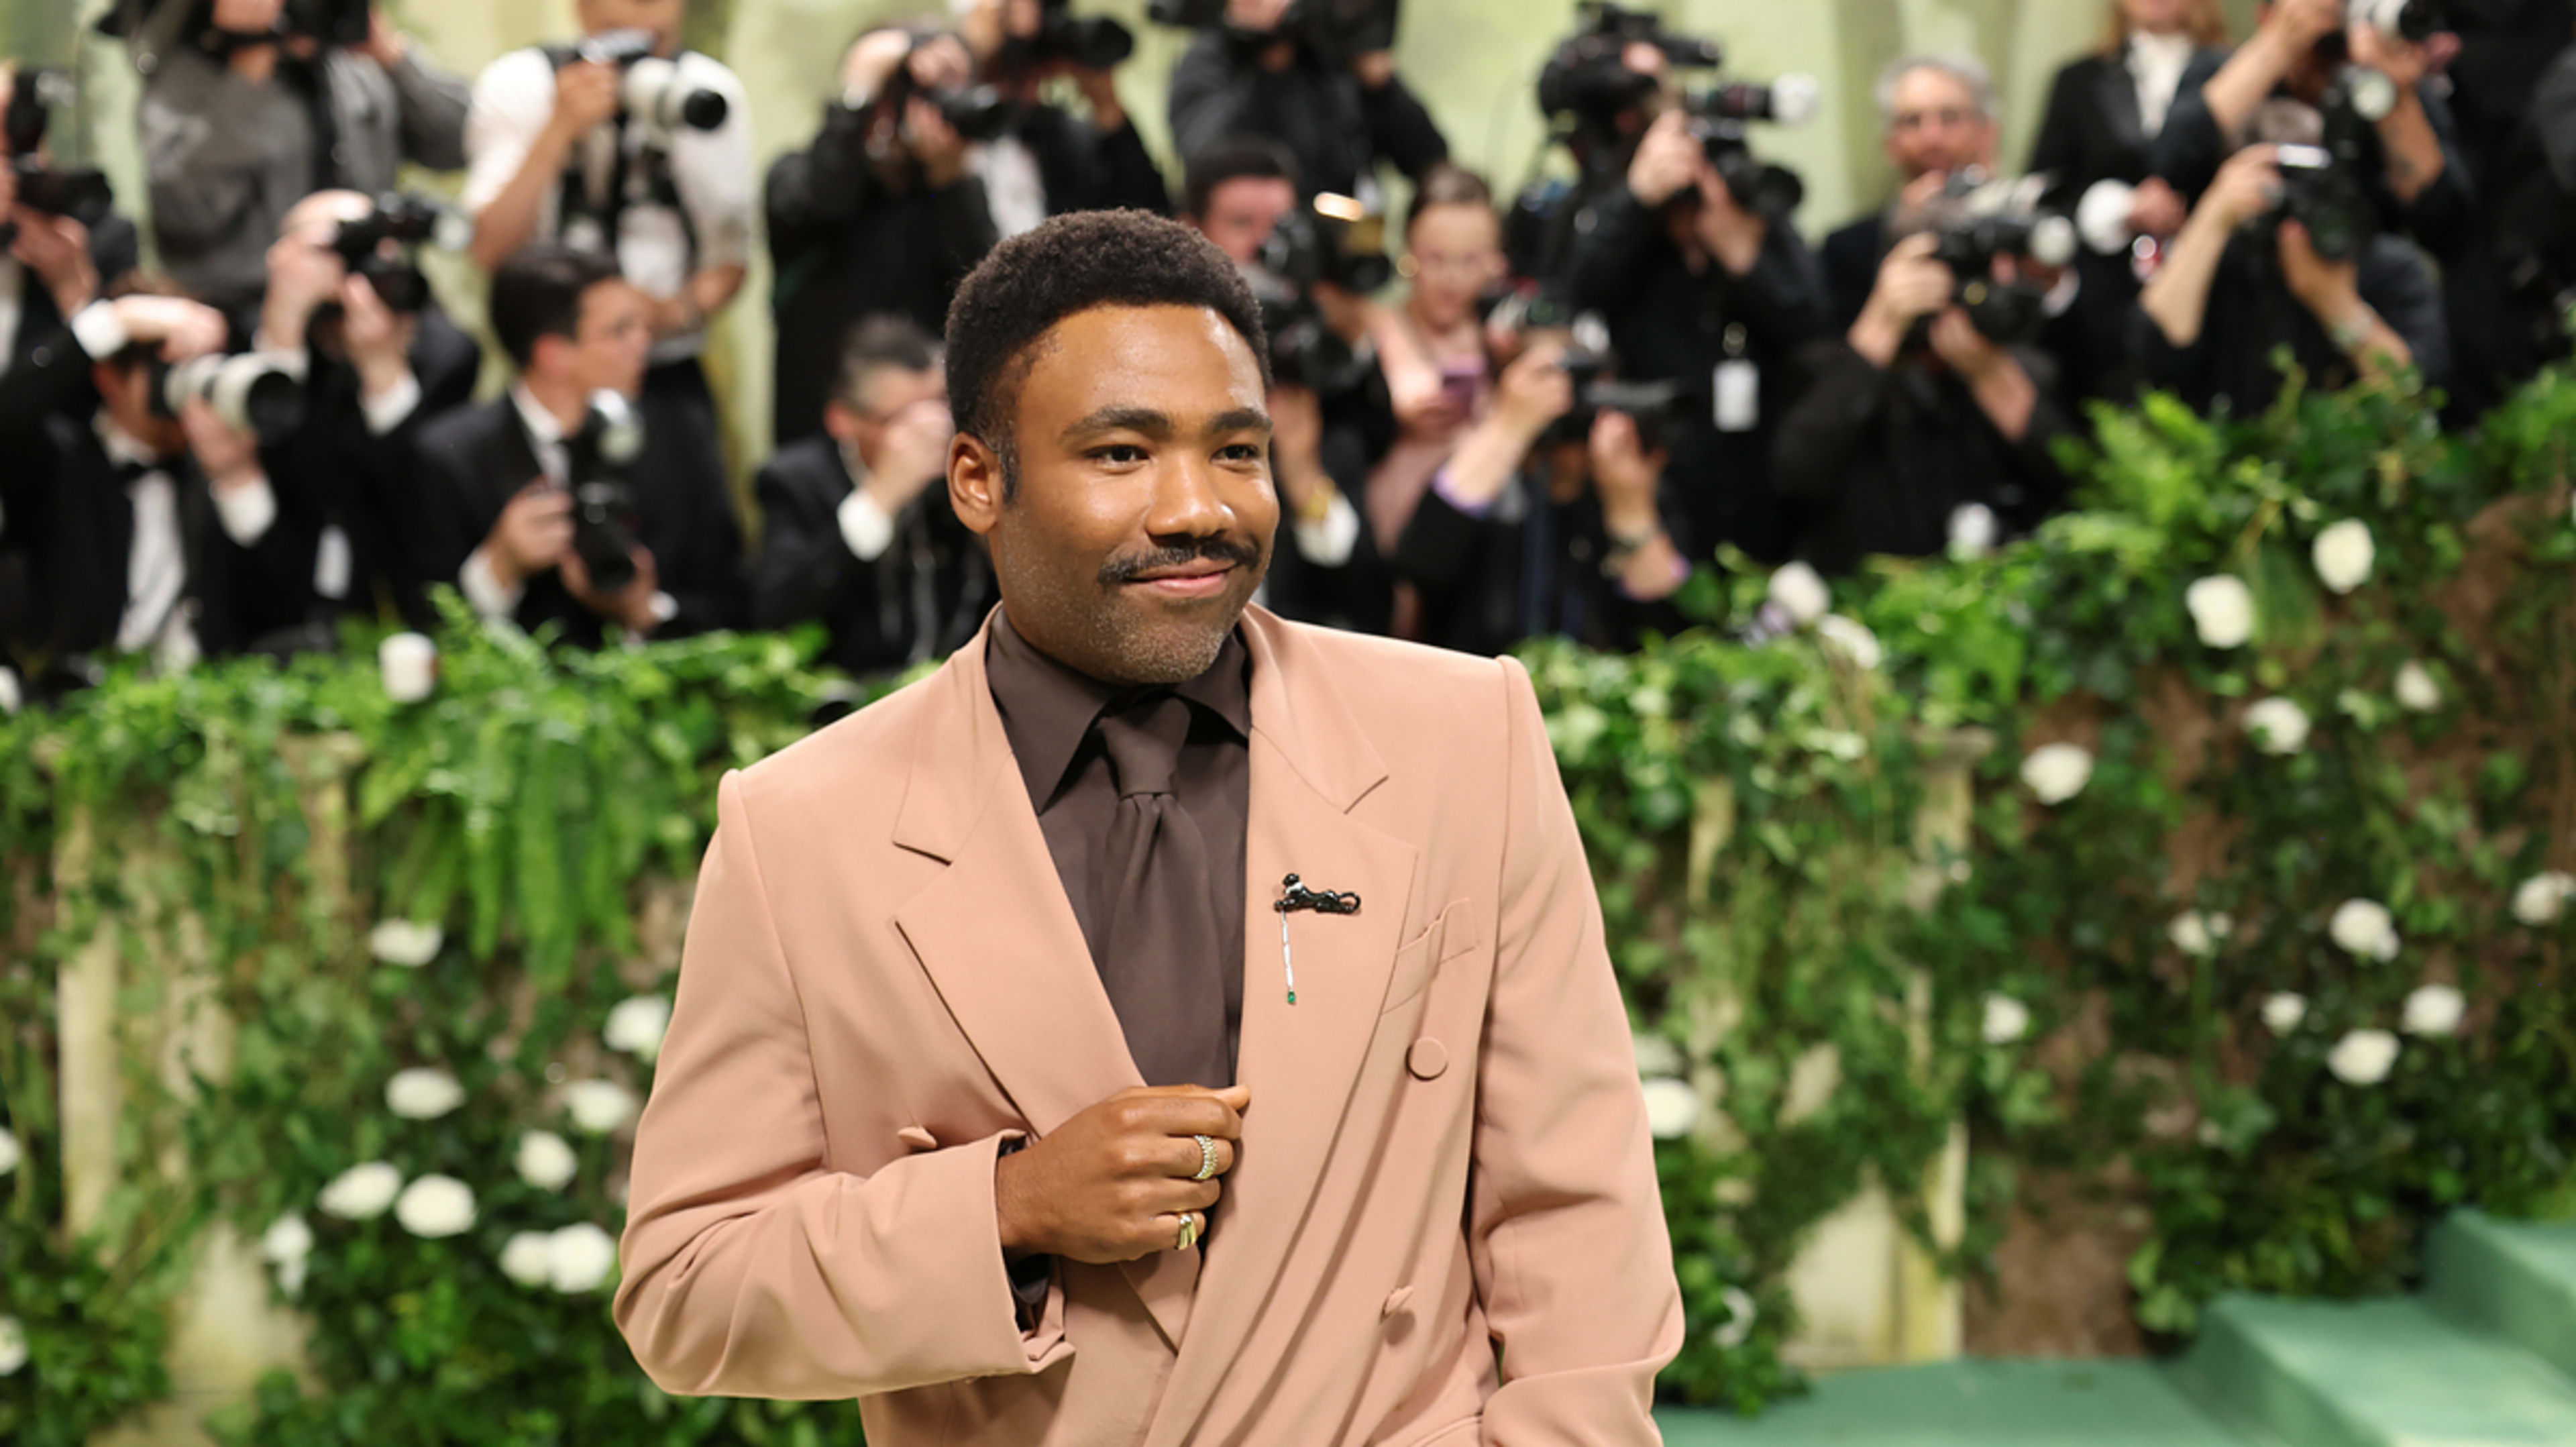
left=111, top=295, right=230, bottom=364
left=484, top=483, right=575, bottom=591
left=863, top=399, right=957, bottom=517
left=547, top=60, right=624, bottom=143
left=1625, top=109, right=1702, bottom=210
left=261, top=231, right=347, bottom=352
left=996, top=1083, right=1250, bottom=1265
left=1851, top=232, right=1956, bottom=363
left=2263, top=0, right=2345, bottom=54
left=2200, top=144, right=2282, bottom=233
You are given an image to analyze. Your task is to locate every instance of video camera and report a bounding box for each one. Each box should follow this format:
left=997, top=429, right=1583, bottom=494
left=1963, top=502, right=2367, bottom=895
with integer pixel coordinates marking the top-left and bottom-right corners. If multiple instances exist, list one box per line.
left=328, top=193, right=465, bottom=315
left=1, top=68, right=115, bottom=249
left=560, top=30, right=731, bottom=136
left=1241, top=193, right=1392, bottom=394
left=1680, top=76, right=1821, bottom=222
left=564, top=392, right=648, bottom=595
left=998, top=0, right=1136, bottom=72
left=282, top=0, right=371, bottom=48
left=1549, top=346, right=1699, bottom=454
left=1537, top=5, right=1814, bottom=215
left=1147, top=0, right=1400, bottom=68
left=149, top=351, right=307, bottom=444
left=1918, top=170, right=2077, bottom=343
left=1537, top=3, right=1722, bottom=131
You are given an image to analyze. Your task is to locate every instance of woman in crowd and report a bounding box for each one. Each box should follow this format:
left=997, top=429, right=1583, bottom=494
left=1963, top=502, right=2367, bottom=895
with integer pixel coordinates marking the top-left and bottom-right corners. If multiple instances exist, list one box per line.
left=1364, top=164, right=1511, bottom=559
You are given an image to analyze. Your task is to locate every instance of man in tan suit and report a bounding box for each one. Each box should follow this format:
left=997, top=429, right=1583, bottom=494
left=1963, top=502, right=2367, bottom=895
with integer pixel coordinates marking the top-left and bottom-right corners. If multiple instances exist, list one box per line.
left=615, top=210, right=1682, bottom=1444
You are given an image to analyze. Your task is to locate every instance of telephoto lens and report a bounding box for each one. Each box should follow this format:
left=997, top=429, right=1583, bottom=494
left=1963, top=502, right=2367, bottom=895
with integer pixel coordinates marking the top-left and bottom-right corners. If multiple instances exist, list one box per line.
left=2349, top=0, right=2444, bottom=44
left=157, top=354, right=308, bottom=444
left=623, top=56, right=730, bottom=133
left=567, top=392, right=648, bottom=595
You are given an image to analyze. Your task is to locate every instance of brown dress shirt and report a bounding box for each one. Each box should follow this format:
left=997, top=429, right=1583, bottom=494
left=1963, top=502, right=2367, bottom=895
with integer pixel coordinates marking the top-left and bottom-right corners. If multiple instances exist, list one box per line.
left=984, top=609, right=1251, bottom=1090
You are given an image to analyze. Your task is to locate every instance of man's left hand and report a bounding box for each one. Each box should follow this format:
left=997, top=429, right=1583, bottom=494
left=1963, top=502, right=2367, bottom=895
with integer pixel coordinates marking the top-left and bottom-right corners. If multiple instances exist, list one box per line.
left=1350, top=50, right=1395, bottom=89
left=9, top=210, right=98, bottom=317
left=1927, top=307, right=2010, bottom=381
left=178, top=398, right=264, bottom=489
left=2347, top=20, right=2427, bottom=91
left=562, top=545, right=667, bottom=635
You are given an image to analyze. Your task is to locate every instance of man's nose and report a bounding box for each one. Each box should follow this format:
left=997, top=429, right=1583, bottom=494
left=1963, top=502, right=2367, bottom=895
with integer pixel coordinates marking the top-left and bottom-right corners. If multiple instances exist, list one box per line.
left=1145, top=449, right=1232, bottom=541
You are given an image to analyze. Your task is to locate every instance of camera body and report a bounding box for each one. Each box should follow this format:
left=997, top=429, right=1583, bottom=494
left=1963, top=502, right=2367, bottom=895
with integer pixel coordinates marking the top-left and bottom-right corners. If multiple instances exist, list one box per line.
left=1010, top=0, right=1136, bottom=72
left=2349, top=0, right=2445, bottom=42
left=282, top=0, right=372, bottom=47
left=564, top=30, right=731, bottom=135
left=1919, top=171, right=2077, bottom=343
left=2261, top=72, right=2387, bottom=265
left=152, top=352, right=307, bottom=444
left=1550, top=347, right=1698, bottom=453
left=329, top=193, right=460, bottom=315
left=1538, top=3, right=1723, bottom=131
left=1147, top=0, right=1399, bottom=67
left=1, top=69, right=115, bottom=249
left=564, top=392, right=648, bottom=595
left=1243, top=198, right=1392, bottom=395
left=1680, top=76, right=1821, bottom=223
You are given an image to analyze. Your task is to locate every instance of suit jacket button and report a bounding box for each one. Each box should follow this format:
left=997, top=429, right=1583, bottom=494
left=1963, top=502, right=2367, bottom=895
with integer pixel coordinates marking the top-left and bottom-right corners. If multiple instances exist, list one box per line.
left=1406, top=1038, right=1448, bottom=1080
left=1382, top=1285, right=1415, bottom=1318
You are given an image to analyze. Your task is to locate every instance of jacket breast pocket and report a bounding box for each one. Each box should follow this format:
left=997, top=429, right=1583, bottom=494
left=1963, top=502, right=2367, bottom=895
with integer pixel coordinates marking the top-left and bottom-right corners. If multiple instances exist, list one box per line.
left=1379, top=900, right=1481, bottom=1017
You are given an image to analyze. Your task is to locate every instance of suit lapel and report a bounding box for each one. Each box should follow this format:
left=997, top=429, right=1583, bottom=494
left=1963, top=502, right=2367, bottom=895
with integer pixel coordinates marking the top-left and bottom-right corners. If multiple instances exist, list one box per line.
left=2098, top=50, right=2147, bottom=156
left=1144, top=610, right=1421, bottom=1446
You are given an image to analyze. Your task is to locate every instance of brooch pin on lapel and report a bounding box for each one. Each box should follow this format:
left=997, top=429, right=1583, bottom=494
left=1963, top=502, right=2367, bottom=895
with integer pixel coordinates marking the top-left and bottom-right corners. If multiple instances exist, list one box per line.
left=1275, top=873, right=1360, bottom=1005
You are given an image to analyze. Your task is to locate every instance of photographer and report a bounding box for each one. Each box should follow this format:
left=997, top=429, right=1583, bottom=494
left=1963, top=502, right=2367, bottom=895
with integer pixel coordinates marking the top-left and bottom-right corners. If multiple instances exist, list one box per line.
left=751, top=317, right=994, bottom=676
left=2153, top=0, right=2473, bottom=260
left=1165, top=0, right=1447, bottom=201
left=0, top=64, right=144, bottom=442
left=1774, top=231, right=2072, bottom=574
left=131, top=0, right=470, bottom=321
left=1393, top=342, right=1688, bottom=658
left=462, top=0, right=753, bottom=423
left=0, top=277, right=293, bottom=687
left=411, top=245, right=743, bottom=648
left=956, top=0, right=1170, bottom=233
left=1564, top=105, right=1833, bottom=562
left=767, top=26, right=999, bottom=447
left=2139, top=142, right=2445, bottom=414
left=1823, top=55, right=2004, bottom=331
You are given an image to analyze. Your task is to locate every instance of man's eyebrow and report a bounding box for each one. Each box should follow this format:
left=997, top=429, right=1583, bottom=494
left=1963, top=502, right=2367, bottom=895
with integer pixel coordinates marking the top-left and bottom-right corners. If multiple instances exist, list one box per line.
left=1060, top=407, right=1174, bottom=442
left=1207, top=408, right=1272, bottom=437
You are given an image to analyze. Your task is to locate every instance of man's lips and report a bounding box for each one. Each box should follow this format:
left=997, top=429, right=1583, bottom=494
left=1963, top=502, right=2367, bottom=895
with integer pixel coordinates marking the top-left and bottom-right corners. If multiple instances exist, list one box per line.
left=1125, top=561, right=1236, bottom=597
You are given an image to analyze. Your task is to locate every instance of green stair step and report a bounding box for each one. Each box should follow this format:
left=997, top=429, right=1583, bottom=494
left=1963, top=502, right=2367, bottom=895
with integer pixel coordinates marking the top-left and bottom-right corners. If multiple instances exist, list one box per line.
left=2180, top=1295, right=2576, bottom=1447
left=1654, top=1360, right=2255, bottom=1446
left=2430, top=1212, right=2576, bottom=1385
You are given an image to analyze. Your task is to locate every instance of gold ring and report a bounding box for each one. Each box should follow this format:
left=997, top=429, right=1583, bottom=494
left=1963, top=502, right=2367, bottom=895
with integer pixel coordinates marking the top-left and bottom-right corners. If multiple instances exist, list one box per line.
left=1175, top=1212, right=1200, bottom=1252
left=1191, top=1134, right=1219, bottom=1182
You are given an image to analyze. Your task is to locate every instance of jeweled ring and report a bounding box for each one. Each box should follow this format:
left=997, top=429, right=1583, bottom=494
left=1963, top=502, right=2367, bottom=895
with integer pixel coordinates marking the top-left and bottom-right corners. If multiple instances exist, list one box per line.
left=1175, top=1212, right=1201, bottom=1252
left=1191, top=1134, right=1219, bottom=1181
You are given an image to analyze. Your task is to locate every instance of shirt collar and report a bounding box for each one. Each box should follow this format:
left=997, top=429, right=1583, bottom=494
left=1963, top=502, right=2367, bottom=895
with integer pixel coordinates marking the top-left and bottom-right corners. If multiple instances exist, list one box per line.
left=95, top=415, right=170, bottom=475
left=510, top=381, right=571, bottom=450
left=2128, top=31, right=2195, bottom=71
left=985, top=605, right=1252, bottom=811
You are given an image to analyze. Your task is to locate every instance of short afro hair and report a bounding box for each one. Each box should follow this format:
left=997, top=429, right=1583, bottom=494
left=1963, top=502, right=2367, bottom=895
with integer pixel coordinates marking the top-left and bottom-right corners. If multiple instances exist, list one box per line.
left=944, top=210, right=1269, bottom=490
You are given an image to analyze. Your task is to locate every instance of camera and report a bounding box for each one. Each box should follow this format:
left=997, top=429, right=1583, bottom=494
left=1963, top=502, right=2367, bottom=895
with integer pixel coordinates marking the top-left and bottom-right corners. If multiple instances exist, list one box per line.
left=1001, top=0, right=1136, bottom=72
left=1680, top=75, right=1822, bottom=223
left=1240, top=194, right=1392, bottom=394
left=1538, top=3, right=1725, bottom=131
left=2257, top=72, right=2388, bottom=265
left=282, top=0, right=371, bottom=47
left=564, top=392, right=647, bottom=595
left=1, top=68, right=115, bottom=249
left=1550, top=347, right=1699, bottom=454
left=1148, top=0, right=1400, bottom=66
left=152, top=352, right=307, bottom=444
left=561, top=30, right=731, bottom=134
left=328, top=193, right=464, bottom=314
left=1918, top=170, right=2077, bottom=343
left=2349, top=0, right=2444, bottom=42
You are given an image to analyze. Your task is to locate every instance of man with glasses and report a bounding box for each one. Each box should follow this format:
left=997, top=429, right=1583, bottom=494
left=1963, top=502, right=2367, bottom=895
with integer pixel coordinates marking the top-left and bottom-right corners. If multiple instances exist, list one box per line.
left=1821, top=54, right=2004, bottom=331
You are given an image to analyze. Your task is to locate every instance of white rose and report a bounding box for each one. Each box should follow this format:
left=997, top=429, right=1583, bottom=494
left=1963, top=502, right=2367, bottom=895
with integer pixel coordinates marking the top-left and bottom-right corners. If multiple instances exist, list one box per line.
left=2327, top=1028, right=2400, bottom=1086
left=1713, top=1286, right=1760, bottom=1349
left=386, top=1067, right=465, bottom=1121
left=2261, top=992, right=2308, bottom=1036
left=378, top=632, right=437, bottom=704
left=0, top=1316, right=23, bottom=1377
left=317, top=1161, right=403, bottom=1220
left=1768, top=562, right=1830, bottom=626
left=393, top=1175, right=476, bottom=1239
left=2394, top=661, right=2441, bottom=713
left=2245, top=697, right=2312, bottom=755
left=2185, top=575, right=2255, bottom=649
left=515, top=1130, right=579, bottom=1192
left=2402, top=983, right=2465, bottom=1038
left=260, top=1213, right=314, bottom=1297
left=1640, top=1077, right=1701, bottom=1140
left=499, top=1231, right=555, bottom=1287
left=1815, top=614, right=1884, bottom=671
left=2168, top=912, right=2222, bottom=959
left=1631, top=1034, right=1684, bottom=1079
left=368, top=920, right=443, bottom=968
left=1947, top=502, right=1998, bottom=559
left=603, top=996, right=673, bottom=1062
left=0, top=666, right=20, bottom=716
left=2312, top=519, right=2375, bottom=595
left=2328, top=899, right=2401, bottom=961
left=2019, top=743, right=2094, bottom=806
left=1982, top=994, right=2033, bottom=1045
left=0, top=1126, right=19, bottom=1177
left=563, top=1079, right=639, bottom=1136
left=2512, top=872, right=2576, bottom=926
left=546, top=1222, right=621, bottom=1293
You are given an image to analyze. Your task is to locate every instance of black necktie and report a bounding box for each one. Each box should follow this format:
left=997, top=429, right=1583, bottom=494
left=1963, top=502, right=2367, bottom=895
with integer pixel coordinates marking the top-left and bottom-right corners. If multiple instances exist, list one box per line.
left=1091, top=694, right=1232, bottom=1089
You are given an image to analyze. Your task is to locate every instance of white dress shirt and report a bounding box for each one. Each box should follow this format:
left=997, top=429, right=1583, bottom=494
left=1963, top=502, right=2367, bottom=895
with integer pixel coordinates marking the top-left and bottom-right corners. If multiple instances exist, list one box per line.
left=459, top=382, right=570, bottom=621
left=462, top=45, right=756, bottom=364
left=2129, top=32, right=2196, bottom=140
left=0, top=258, right=23, bottom=368
left=99, top=419, right=196, bottom=663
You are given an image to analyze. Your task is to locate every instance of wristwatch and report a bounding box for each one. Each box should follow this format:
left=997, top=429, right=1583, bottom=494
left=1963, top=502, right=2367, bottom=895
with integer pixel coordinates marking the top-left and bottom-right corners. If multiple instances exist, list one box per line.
left=2327, top=307, right=2375, bottom=356
left=1601, top=519, right=1662, bottom=574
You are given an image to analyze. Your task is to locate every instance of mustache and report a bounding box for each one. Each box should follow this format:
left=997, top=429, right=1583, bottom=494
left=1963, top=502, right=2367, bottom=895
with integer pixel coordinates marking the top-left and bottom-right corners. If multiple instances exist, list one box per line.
left=1098, top=536, right=1263, bottom=587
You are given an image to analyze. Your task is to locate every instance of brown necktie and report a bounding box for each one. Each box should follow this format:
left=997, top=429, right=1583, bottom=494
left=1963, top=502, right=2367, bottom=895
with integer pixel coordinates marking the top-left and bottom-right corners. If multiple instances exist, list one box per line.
left=1093, top=694, right=1232, bottom=1089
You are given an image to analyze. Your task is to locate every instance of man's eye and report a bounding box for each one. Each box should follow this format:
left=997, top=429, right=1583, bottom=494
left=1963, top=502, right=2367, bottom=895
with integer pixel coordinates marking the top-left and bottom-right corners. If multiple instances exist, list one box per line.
left=1092, top=445, right=1148, bottom=465
left=1219, top=445, right=1265, bottom=463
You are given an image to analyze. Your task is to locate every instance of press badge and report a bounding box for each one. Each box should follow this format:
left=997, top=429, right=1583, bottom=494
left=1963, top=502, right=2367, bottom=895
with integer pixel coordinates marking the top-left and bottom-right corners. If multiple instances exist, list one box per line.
left=314, top=525, right=353, bottom=601
left=1713, top=360, right=1759, bottom=433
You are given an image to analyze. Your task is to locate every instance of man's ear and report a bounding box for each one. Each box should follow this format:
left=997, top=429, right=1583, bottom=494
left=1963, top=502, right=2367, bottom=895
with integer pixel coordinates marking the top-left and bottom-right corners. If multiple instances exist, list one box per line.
left=949, top=429, right=1005, bottom=537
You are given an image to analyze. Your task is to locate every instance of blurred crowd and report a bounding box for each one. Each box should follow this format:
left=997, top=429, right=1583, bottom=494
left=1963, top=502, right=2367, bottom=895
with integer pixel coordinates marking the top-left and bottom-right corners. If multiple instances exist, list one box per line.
left=2, top=0, right=2572, bottom=702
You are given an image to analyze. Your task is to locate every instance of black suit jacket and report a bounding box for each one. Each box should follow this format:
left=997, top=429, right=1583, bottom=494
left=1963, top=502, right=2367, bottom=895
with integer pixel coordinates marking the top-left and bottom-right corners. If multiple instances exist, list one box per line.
left=2029, top=48, right=2228, bottom=209
left=410, top=392, right=747, bottom=649
left=1015, top=104, right=1171, bottom=218
left=749, top=435, right=993, bottom=678
left=0, top=215, right=143, bottom=447
left=1821, top=214, right=1887, bottom=337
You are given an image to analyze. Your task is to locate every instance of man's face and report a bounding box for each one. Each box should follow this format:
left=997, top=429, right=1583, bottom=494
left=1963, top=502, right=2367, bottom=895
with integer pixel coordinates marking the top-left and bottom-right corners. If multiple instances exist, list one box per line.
left=580, top=0, right=686, bottom=50
left=95, top=360, right=184, bottom=456
left=1193, top=177, right=1297, bottom=266
left=1884, top=68, right=1996, bottom=182
left=564, top=279, right=655, bottom=398
left=961, top=304, right=1277, bottom=686
left=831, top=364, right=948, bottom=471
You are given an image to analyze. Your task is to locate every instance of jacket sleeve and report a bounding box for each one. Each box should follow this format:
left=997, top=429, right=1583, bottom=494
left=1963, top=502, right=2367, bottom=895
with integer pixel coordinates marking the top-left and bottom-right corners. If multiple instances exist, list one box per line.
left=2149, top=53, right=2229, bottom=201
left=659, top=467, right=748, bottom=639
left=387, top=48, right=472, bottom=172
left=1091, top=119, right=1173, bottom=215
left=1166, top=34, right=1262, bottom=168
left=1468, top=657, right=1684, bottom=1444
left=748, top=460, right=863, bottom=633
left=1358, top=72, right=1448, bottom=182
left=614, top=773, right=1073, bottom=1399
left=766, top=106, right=876, bottom=272
left=2027, top=64, right=2090, bottom=209
left=1563, top=185, right=1661, bottom=318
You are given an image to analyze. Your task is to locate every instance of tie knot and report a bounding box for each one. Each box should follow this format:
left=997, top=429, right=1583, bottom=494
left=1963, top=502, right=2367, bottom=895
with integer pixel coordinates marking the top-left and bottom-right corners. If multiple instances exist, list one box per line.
left=1097, top=694, right=1191, bottom=799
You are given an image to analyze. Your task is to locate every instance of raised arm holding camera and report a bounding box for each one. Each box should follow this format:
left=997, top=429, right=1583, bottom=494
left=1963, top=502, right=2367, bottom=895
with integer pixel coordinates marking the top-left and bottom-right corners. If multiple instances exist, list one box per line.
left=956, top=0, right=1170, bottom=233
left=1163, top=0, right=1446, bottom=201
left=129, top=0, right=469, bottom=322
left=1, top=65, right=143, bottom=445
left=767, top=25, right=1001, bottom=447
left=462, top=0, right=753, bottom=424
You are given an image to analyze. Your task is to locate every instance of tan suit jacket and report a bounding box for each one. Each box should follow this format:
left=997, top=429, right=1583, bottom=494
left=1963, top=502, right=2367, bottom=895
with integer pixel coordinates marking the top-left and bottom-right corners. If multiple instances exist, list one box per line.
left=615, top=606, right=1682, bottom=1445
